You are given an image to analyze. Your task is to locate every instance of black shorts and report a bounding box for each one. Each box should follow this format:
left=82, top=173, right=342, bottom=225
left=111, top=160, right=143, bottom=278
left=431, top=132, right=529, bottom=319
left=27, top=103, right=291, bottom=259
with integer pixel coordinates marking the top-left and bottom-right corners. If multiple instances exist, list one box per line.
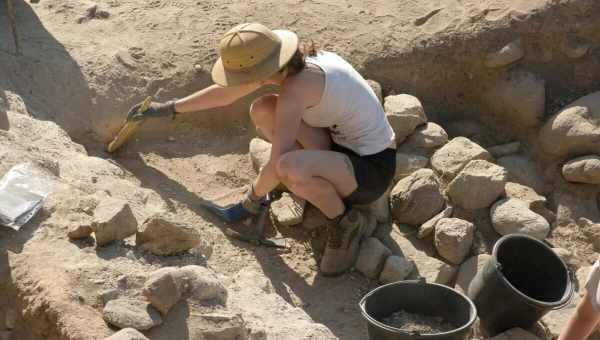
left=331, top=143, right=396, bottom=206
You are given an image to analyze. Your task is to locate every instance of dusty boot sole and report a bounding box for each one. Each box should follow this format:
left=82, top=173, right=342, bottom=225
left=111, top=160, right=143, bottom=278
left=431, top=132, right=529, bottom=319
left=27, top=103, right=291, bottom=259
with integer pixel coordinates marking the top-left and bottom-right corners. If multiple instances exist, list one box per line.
left=319, top=223, right=366, bottom=277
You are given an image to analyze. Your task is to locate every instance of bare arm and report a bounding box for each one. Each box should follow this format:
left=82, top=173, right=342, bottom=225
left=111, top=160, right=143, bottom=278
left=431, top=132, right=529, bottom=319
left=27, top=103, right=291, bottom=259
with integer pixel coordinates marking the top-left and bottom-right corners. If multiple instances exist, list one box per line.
left=558, top=292, right=600, bottom=340
left=252, top=81, right=304, bottom=197
left=174, top=82, right=261, bottom=113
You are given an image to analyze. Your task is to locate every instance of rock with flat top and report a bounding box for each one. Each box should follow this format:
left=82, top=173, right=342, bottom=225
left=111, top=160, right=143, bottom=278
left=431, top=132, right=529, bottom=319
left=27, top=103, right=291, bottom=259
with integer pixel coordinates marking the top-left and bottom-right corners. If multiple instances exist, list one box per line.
left=384, top=94, right=427, bottom=144
left=136, top=214, right=202, bottom=256
left=447, top=160, right=508, bottom=210
left=105, top=328, right=149, bottom=340
left=562, top=155, right=600, bottom=184
left=390, top=169, right=445, bottom=226
left=379, top=255, right=415, bottom=284
left=417, top=205, right=453, bottom=239
left=434, top=218, right=475, bottom=265
left=539, top=91, right=600, bottom=158
left=92, top=198, right=138, bottom=246
left=394, top=153, right=429, bottom=182
left=271, top=192, right=306, bottom=226
left=102, top=299, right=162, bottom=331
left=491, top=198, right=550, bottom=240
left=398, top=122, right=448, bottom=156
left=249, top=138, right=271, bottom=173
left=431, top=137, right=492, bottom=181
left=484, top=39, right=524, bottom=68
left=356, top=237, right=391, bottom=279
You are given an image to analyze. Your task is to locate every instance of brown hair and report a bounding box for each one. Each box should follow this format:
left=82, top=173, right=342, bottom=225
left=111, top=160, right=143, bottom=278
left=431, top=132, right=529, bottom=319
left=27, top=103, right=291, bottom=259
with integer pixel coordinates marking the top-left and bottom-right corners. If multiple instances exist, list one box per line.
left=282, top=40, right=319, bottom=77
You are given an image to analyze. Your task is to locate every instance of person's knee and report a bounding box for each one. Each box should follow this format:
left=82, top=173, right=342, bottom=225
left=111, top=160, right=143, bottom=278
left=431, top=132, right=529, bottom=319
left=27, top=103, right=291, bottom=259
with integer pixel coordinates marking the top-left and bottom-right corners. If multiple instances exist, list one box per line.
left=249, top=95, right=276, bottom=126
left=276, top=152, right=307, bottom=185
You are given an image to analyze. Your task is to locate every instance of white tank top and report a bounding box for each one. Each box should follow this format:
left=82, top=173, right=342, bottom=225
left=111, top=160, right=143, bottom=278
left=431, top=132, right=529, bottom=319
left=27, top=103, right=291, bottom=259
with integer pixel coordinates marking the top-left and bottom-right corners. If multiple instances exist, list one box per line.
left=303, top=51, right=395, bottom=156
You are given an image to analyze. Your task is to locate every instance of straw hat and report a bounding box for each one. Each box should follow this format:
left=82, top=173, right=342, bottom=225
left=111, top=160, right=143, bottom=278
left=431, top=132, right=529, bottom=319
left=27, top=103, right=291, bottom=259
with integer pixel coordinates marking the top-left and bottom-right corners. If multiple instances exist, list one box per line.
left=211, top=23, right=299, bottom=86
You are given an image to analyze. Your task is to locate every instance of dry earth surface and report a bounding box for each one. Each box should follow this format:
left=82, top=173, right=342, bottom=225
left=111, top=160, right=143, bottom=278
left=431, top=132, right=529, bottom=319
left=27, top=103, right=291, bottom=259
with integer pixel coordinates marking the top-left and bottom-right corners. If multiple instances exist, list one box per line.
left=1, top=0, right=600, bottom=339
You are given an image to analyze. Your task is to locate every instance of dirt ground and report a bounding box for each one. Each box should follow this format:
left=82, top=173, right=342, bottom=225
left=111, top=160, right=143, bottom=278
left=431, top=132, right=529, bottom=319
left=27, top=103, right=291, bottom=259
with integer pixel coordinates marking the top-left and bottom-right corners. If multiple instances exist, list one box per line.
left=1, top=0, right=600, bottom=339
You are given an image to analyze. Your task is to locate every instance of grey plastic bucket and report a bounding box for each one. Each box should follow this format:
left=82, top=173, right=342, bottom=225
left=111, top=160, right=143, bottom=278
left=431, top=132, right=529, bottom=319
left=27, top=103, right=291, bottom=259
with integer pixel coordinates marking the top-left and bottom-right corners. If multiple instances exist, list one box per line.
left=359, top=281, right=477, bottom=340
left=469, top=234, right=574, bottom=335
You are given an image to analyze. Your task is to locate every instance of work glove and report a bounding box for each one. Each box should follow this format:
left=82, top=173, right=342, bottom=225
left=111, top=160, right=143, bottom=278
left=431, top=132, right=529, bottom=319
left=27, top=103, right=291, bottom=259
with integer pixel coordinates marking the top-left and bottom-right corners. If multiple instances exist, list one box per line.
left=126, top=100, right=177, bottom=121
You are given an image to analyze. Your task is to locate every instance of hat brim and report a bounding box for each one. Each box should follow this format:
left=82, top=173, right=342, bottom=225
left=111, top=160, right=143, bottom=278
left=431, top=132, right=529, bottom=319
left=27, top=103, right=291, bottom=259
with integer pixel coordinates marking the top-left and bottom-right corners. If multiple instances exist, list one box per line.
left=211, top=30, right=299, bottom=87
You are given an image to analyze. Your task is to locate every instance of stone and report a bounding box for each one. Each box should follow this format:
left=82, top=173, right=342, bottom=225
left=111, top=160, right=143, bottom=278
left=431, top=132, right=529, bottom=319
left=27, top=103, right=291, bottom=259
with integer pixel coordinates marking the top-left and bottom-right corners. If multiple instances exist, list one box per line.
left=142, top=268, right=181, bottom=316
left=394, top=153, right=429, bottom=182
left=102, top=299, right=162, bottom=331
left=302, top=205, right=327, bottom=230
left=366, top=79, right=383, bottom=104
left=487, top=328, right=542, bottom=340
left=562, top=155, right=600, bottom=184
left=379, top=255, right=416, bottom=284
left=446, top=160, right=508, bottom=210
left=488, top=142, right=520, bottom=158
left=390, top=169, right=445, bottom=226
left=497, top=155, right=546, bottom=194
left=430, top=137, right=493, bottom=181
left=579, top=218, right=600, bottom=251
left=249, top=138, right=271, bottom=173
left=198, top=312, right=248, bottom=340
left=455, top=254, right=491, bottom=296
left=105, top=328, right=149, bottom=340
left=67, top=222, right=93, bottom=239
left=491, top=198, right=550, bottom=240
left=92, top=198, right=138, bottom=246
left=99, top=289, right=120, bottom=305
left=270, top=192, right=306, bottom=226
left=539, top=91, right=600, bottom=158
left=356, top=237, right=392, bottom=279
left=484, top=38, right=525, bottom=68
left=482, top=70, right=545, bottom=130
left=384, top=94, right=428, bottom=144
left=177, top=265, right=228, bottom=304
left=553, top=248, right=576, bottom=268
left=417, top=205, right=453, bottom=239
left=434, top=218, right=475, bottom=265
left=136, top=214, right=202, bottom=256
left=503, top=182, right=546, bottom=209
left=398, top=122, right=448, bottom=156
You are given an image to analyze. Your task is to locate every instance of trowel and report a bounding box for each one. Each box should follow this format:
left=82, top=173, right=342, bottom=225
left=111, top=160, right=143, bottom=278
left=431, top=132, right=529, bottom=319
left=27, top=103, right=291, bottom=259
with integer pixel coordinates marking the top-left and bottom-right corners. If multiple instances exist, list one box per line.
left=106, top=96, right=152, bottom=153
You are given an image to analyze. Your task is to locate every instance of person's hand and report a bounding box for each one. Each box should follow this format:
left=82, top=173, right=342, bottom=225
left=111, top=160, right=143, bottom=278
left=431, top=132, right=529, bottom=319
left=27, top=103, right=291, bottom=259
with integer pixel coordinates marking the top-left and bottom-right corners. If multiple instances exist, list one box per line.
left=241, top=184, right=265, bottom=215
left=126, top=100, right=176, bottom=121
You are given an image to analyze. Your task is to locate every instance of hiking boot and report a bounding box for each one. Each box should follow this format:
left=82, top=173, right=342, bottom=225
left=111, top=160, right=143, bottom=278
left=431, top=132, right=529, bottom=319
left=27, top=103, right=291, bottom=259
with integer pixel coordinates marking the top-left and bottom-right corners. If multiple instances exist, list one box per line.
left=320, top=208, right=368, bottom=276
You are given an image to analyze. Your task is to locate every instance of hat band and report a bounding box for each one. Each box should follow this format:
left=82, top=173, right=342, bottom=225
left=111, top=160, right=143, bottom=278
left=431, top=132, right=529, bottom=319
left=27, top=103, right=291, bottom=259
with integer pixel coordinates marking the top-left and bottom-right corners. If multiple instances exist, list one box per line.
left=224, top=43, right=284, bottom=74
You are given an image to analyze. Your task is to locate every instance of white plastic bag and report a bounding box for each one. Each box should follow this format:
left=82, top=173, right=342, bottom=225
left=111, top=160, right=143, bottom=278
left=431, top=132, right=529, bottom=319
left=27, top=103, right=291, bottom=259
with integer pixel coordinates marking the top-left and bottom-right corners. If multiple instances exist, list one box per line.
left=0, top=163, right=54, bottom=230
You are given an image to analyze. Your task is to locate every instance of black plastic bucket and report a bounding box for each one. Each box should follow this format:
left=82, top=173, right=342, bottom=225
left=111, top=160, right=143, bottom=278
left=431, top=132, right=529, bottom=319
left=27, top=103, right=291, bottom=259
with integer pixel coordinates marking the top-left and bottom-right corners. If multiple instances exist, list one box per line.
left=469, top=234, right=574, bottom=335
left=359, top=281, right=477, bottom=340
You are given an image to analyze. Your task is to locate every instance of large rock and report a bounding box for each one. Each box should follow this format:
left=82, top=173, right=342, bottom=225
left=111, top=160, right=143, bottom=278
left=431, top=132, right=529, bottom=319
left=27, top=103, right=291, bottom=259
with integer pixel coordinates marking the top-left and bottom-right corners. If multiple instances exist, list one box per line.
left=491, top=198, right=550, bottom=240
left=136, top=214, right=202, bottom=256
left=394, top=153, right=429, bottom=182
left=270, top=192, right=306, bottom=226
left=379, top=255, right=415, bottom=284
left=92, top=198, right=138, bottom=246
left=562, top=155, right=600, bottom=184
left=384, top=94, right=427, bottom=144
left=539, top=91, right=600, bottom=158
left=398, top=122, right=448, bottom=156
left=249, top=138, right=271, bottom=173
left=447, top=160, right=508, bottom=210
left=454, top=254, right=491, bottom=296
left=482, top=70, right=545, bottom=130
left=487, top=328, right=543, bottom=340
left=497, top=155, right=546, bottom=194
left=354, top=186, right=391, bottom=224
left=177, top=265, right=228, bottom=304
left=434, top=218, right=475, bottom=265
left=484, top=39, right=525, bottom=68
left=142, top=267, right=182, bottom=316
left=105, top=328, right=149, bottom=340
left=430, top=137, right=492, bottom=181
left=390, top=169, right=445, bottom=226
left=356, top=237, right=391, bottom=279
left=102, top=299, right=162, bottom=331
left=417, top=205, right=453, bottom=239
left=503, top=182, right=554, bottom=223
